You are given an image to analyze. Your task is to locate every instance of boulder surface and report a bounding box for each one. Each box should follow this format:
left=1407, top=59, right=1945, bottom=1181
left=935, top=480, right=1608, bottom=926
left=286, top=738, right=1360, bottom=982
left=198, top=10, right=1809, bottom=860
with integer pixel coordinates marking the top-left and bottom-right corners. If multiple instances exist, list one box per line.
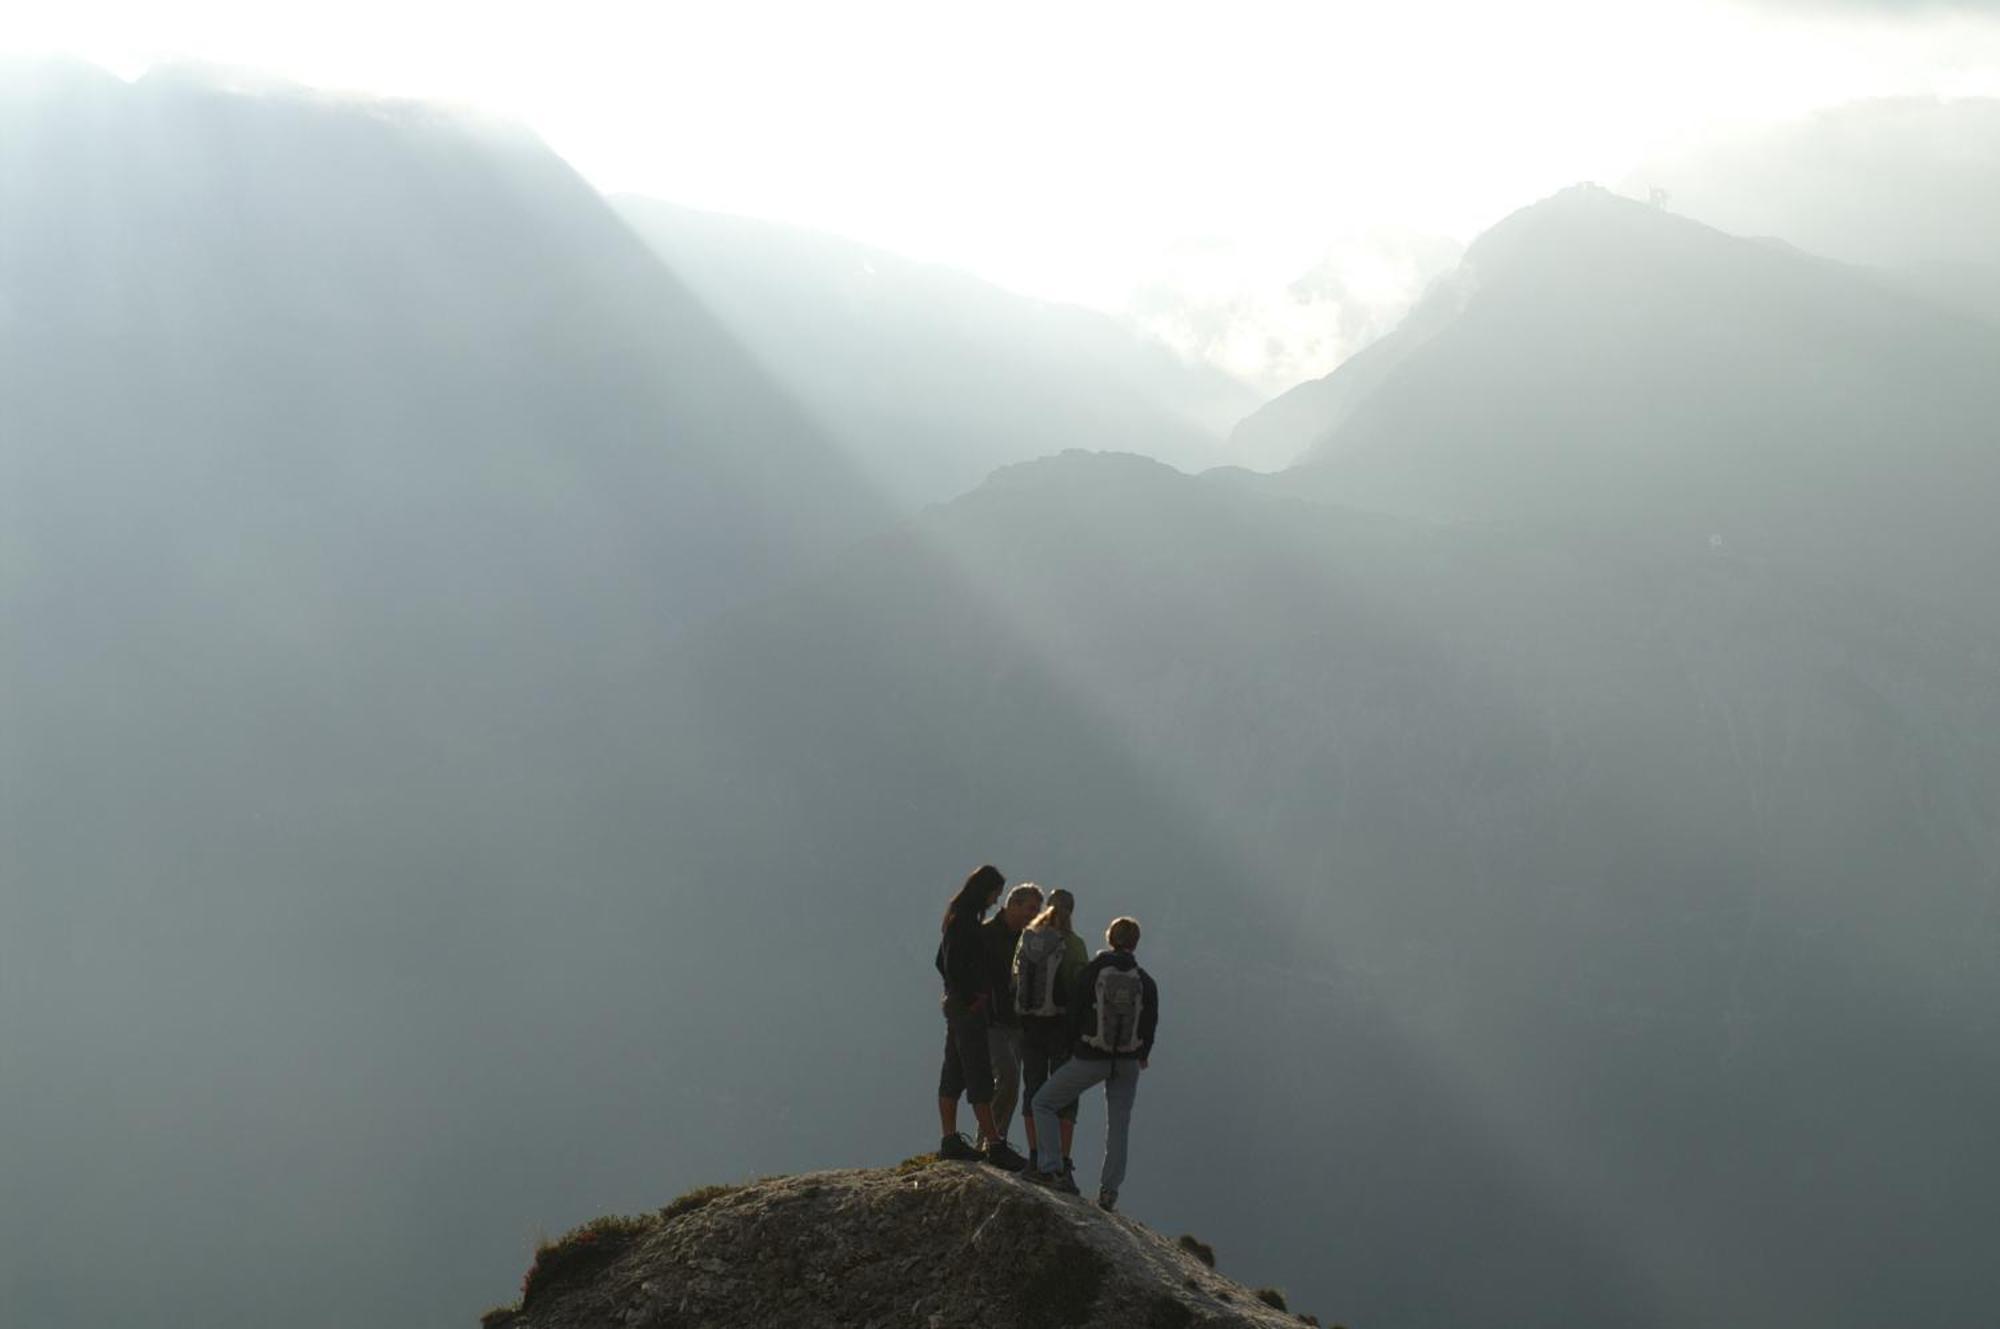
left=483, top=1161, right=1324, bottom=1329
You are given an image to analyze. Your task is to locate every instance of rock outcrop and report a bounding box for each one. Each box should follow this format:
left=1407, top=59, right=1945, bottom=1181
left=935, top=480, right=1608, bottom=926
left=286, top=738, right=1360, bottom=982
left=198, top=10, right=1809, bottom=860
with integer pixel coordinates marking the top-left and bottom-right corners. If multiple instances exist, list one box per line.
left=483, top=1161, right=1325, bottom=1329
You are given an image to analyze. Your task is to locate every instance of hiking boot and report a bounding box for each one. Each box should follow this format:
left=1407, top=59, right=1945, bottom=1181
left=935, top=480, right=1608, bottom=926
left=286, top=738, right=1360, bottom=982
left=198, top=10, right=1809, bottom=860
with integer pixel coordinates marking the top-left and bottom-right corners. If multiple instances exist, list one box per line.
left=980, top=1137, right=1028, bottom=1172
left=1096, top=1188, right=1118, bottom=1212
left=1025, top=1166, right=1081, bottom=1194
left=937, top=1133, right=981, bottom=1163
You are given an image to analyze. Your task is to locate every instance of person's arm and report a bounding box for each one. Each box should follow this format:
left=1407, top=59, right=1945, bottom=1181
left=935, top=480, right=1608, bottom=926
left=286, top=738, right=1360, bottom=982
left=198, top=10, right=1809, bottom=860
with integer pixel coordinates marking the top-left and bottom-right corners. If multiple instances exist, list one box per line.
left=943, top=916, right=987, bottom=1005
left=1138, top=970, right=1160, bottom=1064
left=983, top=919, right=1014, bottom=1011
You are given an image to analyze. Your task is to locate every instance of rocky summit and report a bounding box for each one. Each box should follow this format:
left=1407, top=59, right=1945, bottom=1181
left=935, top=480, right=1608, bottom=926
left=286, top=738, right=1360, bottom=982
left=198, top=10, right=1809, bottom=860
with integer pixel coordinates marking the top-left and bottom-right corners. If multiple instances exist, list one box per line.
left=482, top=1161, right=1326, bottom=1329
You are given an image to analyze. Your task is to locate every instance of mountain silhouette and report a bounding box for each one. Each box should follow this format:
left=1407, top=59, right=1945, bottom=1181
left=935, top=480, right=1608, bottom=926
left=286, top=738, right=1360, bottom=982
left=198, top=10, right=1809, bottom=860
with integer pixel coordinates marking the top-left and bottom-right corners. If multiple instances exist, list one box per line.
left=1258, top=184, right=2000, bottom=621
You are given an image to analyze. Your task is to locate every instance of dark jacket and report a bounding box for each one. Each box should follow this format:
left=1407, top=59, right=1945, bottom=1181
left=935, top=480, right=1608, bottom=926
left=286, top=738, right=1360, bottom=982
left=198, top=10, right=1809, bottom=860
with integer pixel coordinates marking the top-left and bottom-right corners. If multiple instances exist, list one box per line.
left=981, top=914, right=1025, bottom=1027
left=936, top=906, right=988, bottom=1006
left=1068, top=948, right=1159, bottom=1061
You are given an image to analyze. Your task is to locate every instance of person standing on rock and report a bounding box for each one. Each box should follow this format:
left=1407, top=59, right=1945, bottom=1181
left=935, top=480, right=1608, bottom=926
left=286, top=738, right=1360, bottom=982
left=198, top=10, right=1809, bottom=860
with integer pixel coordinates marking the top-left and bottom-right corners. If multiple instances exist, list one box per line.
left=935, top=864, right=1028, bottom=1170
left=1013, top=887, right=1088, bottom=1179
left=1026, top=915, right=1158, bottom=1211
left=982, top=881, right=1044, bottom=1146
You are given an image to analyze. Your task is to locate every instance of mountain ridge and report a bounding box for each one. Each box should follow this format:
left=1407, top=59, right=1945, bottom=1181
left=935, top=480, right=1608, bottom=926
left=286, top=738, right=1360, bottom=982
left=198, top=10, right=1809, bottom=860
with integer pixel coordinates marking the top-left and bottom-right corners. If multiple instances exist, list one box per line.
left=1265, top=183, right=2000, bottom=624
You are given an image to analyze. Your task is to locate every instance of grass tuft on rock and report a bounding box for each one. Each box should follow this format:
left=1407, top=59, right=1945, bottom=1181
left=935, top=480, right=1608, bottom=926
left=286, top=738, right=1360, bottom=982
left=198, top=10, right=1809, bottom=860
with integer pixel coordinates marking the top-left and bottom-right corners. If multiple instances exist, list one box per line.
left=519, top=1214, right=656, bottom=1311
left=658, top=1182, right=743, bottom=1223
left=1176, top=1233, right=1216, bottom=1268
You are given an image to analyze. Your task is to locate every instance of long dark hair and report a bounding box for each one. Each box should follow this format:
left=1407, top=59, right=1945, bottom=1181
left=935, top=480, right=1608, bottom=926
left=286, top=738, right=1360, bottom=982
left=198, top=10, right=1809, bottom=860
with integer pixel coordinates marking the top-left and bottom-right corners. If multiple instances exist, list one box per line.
left=942, top=864, right=1004, bottom=934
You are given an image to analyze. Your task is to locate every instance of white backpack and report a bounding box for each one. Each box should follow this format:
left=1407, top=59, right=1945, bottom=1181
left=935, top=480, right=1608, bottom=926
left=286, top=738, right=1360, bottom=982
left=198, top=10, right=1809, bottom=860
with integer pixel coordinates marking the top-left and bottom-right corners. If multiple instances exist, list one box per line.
left=1083, top=965, right=1146, bottom=1054
left=1013, top=929, right=1068, bottom=1017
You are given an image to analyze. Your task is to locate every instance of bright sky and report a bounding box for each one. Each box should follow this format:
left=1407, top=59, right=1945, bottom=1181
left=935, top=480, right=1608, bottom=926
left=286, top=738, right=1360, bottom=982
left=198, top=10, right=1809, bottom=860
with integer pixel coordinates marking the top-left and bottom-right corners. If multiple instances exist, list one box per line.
left=8, top=0, right=1999, bottom=385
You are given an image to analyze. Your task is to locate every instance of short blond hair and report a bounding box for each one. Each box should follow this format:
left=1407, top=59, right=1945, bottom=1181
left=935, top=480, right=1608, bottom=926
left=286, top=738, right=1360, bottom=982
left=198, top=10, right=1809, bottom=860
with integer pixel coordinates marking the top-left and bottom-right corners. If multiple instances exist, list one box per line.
left=1107, top=916, right=1141, bottom=950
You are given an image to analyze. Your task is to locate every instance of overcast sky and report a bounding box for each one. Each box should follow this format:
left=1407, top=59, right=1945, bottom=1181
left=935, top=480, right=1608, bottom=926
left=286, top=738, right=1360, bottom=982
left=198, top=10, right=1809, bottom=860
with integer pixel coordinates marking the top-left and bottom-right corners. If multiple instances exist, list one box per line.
left=8, top=0, right=1998, bottom=386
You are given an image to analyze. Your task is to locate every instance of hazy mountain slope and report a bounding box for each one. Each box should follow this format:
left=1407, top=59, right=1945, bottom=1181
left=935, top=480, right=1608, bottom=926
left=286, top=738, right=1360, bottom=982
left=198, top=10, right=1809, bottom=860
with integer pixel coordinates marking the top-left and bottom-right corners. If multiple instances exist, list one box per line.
left=644, top=451, right=2000, bottom=1329
left=614, top=196, right=1260, bottom=501
left=0, top=61, right=885, bottom=626
left=1223, top=263, right=1470, bottom=469
left=1282, top=185, right=2000, bottom=622
left=0, top=61, right=890, bottom=1329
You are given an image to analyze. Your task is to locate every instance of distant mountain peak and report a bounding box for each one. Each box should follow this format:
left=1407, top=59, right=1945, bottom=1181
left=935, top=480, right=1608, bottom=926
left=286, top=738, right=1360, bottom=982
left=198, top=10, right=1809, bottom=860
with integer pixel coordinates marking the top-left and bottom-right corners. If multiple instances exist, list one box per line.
left=1453, top=181, right=1743, bottom=286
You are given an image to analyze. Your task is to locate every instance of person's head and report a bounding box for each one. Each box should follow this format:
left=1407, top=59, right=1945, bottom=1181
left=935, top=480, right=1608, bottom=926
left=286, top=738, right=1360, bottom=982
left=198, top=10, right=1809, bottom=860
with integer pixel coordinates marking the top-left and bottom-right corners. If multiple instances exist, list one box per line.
left=1106, top=916, right=1141, bottom=952
left=1026, top=887, right=1076, bottom=935
left=943, top=864, right=1005, bottom=932
left=1001, top=882, right=1045, bottom=932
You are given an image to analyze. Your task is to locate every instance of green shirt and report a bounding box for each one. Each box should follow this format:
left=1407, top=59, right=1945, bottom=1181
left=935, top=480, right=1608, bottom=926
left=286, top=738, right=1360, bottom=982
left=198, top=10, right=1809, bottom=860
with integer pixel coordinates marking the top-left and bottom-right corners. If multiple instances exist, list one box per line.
left=1056, top=931, right=1088, bottom=1008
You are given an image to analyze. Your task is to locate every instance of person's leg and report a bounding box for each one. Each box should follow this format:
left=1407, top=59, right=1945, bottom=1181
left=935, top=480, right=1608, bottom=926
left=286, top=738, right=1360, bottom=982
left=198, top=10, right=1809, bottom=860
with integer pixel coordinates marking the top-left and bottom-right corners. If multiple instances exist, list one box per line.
left=950, top=1007, right=1005, bottom=1152
left=937, top=1022, right=967, bottom=1141
left=988, top=1025, right=1023, bottom=1141
left=1099, top=1058, right=1142, bottom=1200
left=1031, top=1057, right=1110, bottom=1176
left=1020, top=1023, right=1051, bottom=1160
left=1048, top=1044, right=1079, bottom=1167
left=971, top=1101, right=1002, bottom=1143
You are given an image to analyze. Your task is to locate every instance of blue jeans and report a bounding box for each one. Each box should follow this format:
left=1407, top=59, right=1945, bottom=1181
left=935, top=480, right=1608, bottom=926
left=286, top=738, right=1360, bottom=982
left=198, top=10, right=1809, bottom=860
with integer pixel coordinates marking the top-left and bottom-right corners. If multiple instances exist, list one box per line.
left=1030, top=1055, right=1141, bottom=1194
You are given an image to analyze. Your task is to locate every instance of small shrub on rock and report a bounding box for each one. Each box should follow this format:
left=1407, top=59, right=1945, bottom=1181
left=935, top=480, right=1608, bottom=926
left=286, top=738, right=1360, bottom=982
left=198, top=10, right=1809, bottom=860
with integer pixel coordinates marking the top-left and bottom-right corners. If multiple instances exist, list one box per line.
left=658, top=1182, right=741, bottom=1222
left=1255, top=1286, right=1290, bottom=1311
left=1176, top=1233, right=1216, bottom=1267
left=519, top=1214, right=656, bottom=1310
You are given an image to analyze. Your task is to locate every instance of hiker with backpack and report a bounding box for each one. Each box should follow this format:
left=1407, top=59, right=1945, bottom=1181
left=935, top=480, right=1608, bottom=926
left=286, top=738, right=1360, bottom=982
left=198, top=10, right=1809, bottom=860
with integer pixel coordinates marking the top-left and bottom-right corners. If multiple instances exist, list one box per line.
left=982, top=881, right=1044, bottom=1146
left=934, top=864, right=1028, bottom=1170
left=1026, top=916, right=1158, bottom=1211
left=1012, top=887, right=1088, bottom=1180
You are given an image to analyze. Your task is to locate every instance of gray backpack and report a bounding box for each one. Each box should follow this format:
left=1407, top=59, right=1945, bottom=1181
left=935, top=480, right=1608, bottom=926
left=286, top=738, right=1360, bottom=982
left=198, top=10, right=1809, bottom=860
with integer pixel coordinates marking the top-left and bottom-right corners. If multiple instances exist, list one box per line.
left=1083, top=965, right=1146, bottom=1054
left=1014, top=929, right=1068, bottom=1017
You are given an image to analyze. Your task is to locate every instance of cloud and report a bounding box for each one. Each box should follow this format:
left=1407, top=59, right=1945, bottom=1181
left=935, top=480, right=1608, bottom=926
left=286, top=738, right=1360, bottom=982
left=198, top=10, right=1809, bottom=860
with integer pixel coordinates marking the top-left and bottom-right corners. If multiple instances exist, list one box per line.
left=1124, top=228, right=1462, bottom=395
